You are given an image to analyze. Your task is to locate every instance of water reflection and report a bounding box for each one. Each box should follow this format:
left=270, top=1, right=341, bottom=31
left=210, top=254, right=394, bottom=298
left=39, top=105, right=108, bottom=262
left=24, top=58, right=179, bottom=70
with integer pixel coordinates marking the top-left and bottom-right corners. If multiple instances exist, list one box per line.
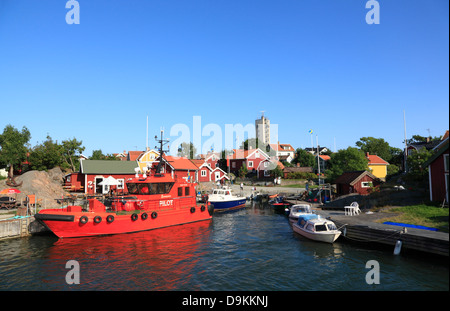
left=44, top=221, right=213, bottom=290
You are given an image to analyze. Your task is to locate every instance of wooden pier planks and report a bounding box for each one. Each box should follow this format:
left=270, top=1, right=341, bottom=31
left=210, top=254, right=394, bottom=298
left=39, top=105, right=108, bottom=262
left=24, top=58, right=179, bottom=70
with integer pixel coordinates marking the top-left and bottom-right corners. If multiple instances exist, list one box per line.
left=330, top=216, right=449, bottom=257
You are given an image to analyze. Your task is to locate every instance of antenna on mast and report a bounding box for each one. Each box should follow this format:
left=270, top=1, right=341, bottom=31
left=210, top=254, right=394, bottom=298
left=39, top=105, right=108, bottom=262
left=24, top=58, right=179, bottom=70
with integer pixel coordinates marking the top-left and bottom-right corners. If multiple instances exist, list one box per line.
left=154, top=128, right=170, bottom=175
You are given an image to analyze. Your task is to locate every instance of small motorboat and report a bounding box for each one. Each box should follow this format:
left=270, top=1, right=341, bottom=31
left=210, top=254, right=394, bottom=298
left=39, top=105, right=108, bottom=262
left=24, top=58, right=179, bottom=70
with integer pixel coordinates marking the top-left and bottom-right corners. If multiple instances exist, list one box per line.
left=208, top=186, right=247, bottom=213
left=288, top=203, right=313, bottom=224
left=269, top=195, right=292, bottom=213
left=292, top=214, right=341, bottom=243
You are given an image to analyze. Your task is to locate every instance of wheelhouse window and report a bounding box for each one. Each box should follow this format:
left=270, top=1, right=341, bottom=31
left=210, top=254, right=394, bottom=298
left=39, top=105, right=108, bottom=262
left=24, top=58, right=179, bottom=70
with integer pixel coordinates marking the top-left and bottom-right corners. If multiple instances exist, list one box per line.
left=185, top=186, right=190, bottom=196
left=178, top=187, right=183, bottom=196
left=315, top=224, right=328, bottom=232
left=327, top=223, right=337, bottom=231
left=127, top=183, right=138, bottom=194
left=127, top=182, right=174, bottom=195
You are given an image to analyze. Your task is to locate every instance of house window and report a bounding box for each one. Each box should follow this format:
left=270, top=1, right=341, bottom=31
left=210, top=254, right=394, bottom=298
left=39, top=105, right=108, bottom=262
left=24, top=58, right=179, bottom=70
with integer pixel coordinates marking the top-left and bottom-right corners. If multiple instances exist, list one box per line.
left=444, top=154, right=449, bottom=172
left=248, top=161, right=253, bottom=168
left=264, top=169, right=270, bottom=177
left=232, top=162, right=236, bottom=168
left=255, top=152, right=259, bottom=158
left=117, top=179, right=124, bottom=190
left=264, top=162, right=268, bottom=167
left=201, top=170, right=207, bottom=177
left=361, top=181, right=372, bottom=188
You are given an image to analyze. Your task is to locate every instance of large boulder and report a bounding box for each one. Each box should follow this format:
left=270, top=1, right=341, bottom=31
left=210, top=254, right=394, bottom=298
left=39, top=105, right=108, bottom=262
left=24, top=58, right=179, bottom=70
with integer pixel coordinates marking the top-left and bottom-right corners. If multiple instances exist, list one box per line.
left=12, top=168, right=68, bottom=208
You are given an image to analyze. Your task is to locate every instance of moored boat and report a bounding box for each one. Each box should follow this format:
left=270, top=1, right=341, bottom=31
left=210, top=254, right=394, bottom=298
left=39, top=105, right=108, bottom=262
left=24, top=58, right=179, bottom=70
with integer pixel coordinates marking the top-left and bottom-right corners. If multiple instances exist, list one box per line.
left=288, top=203, right=313, bottom=224
left=292, top=214, right=341, bottom=243
left=269, top=195, right=292, bottom=214
left=207, top=186, right=247, bottom=213
left=34, top=133, right=214, bottom=238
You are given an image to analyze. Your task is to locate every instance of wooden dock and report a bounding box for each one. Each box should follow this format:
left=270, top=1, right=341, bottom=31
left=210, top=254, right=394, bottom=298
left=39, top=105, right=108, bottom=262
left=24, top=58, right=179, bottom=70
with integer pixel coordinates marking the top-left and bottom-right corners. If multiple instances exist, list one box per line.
left=316, top=210, right=449, bottom=257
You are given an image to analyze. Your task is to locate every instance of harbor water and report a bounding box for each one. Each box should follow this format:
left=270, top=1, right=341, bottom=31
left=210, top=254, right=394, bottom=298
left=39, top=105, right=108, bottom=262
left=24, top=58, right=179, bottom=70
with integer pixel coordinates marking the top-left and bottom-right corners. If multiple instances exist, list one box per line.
left=0, top=203, right=448, bottom=291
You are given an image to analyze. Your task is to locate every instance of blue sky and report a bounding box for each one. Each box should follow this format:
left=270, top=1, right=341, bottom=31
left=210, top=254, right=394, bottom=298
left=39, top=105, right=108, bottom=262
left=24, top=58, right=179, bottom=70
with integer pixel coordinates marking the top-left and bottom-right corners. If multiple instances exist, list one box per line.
left=0, top=0, right=448, bottom=157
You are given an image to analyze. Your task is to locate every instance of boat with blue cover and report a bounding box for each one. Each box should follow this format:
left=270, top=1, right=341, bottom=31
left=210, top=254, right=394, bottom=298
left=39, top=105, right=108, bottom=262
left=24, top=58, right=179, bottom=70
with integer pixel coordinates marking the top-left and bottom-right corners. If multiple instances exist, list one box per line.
left=208, top=186, right=247, bottom=213
left=292, top=214, right=341, bottom=243
left=288, top=203, right=313, bottom=224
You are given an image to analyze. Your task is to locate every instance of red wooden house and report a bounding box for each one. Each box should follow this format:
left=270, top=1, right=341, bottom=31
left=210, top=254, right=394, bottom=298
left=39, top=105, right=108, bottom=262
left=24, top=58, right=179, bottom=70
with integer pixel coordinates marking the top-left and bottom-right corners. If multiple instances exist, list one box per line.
left=423, top=138, right=449, bottom=204
left=63, top=160, right=139, bottom=194
left=191, top=155, right=229, bottom=183
left=334, top=170, right=381, bottom=196
left=227, top=148, right=272, bottom=178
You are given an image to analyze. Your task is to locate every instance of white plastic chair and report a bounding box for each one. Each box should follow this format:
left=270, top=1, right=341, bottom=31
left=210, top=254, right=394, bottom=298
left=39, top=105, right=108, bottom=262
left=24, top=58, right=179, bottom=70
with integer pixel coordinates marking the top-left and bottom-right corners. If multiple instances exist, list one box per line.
left=350, top=202, right=361, bottom=215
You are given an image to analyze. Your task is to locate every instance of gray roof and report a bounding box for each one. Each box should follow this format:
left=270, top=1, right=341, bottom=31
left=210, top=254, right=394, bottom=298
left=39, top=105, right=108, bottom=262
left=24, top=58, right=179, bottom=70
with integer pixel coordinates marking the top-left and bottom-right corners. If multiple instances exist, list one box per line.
left=80, top=160, right=138, bottom=174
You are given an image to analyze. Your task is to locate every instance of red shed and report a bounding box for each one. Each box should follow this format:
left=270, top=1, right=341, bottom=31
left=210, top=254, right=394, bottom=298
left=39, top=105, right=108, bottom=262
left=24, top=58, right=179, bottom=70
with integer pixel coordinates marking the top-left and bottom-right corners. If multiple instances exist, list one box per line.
left=423, top=139, right=449, bottom=204
left=334, top=170, right=381, bottom=196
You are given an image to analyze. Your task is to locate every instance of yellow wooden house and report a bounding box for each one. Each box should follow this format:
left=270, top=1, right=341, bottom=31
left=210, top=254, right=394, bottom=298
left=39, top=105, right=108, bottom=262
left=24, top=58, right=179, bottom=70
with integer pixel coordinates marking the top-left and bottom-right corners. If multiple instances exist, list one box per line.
left=137, top=149, right=160, bottom=172
left=366, top=152, right=389, bottom=181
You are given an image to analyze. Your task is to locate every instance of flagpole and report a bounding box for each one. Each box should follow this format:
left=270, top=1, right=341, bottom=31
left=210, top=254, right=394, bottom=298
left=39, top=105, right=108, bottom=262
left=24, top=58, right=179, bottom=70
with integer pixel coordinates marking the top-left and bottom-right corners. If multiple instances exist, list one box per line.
left=316, top=135, right=322, bottom=204
left=403, top=110, right=408, bottom=172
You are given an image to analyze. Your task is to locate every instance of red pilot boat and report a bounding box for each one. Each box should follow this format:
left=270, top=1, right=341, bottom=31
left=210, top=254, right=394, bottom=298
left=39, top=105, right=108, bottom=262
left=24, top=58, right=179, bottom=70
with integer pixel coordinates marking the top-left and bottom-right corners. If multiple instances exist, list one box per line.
left=34, top=133, right=214, bottom=238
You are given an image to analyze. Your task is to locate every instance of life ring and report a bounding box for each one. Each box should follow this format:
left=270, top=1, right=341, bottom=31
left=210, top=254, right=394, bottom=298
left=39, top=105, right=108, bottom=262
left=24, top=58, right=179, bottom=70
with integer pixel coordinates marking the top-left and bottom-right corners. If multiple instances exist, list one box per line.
left=141, top=212, right=148, bottom=220
left=190, top=207, right=196, bottom=213
left=131, top=213, right=138, bottom=221
left=79, top=216, right=88, bottom=224
left=136, top=200, right=144, bottom=208
left=151, top=211, right=157, bottom=219
left=201, top=205, right=206, bottom=212
left=106, top=215, right=114, bottom=223
left=94, top=216, right=102, bottom=223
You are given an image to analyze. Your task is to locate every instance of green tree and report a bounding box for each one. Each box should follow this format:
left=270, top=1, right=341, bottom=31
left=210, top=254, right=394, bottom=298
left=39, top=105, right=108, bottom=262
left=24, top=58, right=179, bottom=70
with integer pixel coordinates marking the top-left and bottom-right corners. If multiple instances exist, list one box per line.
left=292, top=148, right=315, bottom=167
left=356, top=137, right=393, bottom=161
left=270, top=165, right=284, bottom=178
left=326, top=147, right=369, bottom=181
left=0, top=125, right=31, bottom=179
left=239, top=163, right=248, bottom=178
left=61, top=138, right=85, bottom=171
left=90, top=149, right=118, bottom=161
left=29, top=135, right=64, bottom=171
left=406, top=148, right=433, bottom=180
left=406, top=135, right=441, bottom=145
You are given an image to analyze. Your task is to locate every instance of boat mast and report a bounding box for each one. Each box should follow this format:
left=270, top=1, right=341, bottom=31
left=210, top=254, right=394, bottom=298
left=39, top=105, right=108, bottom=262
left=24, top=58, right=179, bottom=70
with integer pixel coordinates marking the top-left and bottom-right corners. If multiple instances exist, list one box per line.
left=155, top=129, right=170, bottom=175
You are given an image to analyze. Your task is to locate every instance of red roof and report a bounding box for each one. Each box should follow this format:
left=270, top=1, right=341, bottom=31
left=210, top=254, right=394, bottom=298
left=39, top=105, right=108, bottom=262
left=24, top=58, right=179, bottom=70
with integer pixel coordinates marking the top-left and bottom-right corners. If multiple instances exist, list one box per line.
left=164, top=156, right=199, bottom=171
left=228, top=149, right=250, bottom=159
left=190, top=159, right=206, bottom=169
left=366, top=153, right=389, bottom=165
left=128, top=151, right=144, bottom=161
left=318, top=155, right=331, bottom=161
left=270, top=143, right=295, bottom=152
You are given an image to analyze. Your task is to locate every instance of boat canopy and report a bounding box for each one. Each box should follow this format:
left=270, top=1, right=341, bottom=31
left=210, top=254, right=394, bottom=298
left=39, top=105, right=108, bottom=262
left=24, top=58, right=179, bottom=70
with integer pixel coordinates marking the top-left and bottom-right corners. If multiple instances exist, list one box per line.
left=291, top=204, right=312, bottom=214
left=297, top=214, right=318, bottom=227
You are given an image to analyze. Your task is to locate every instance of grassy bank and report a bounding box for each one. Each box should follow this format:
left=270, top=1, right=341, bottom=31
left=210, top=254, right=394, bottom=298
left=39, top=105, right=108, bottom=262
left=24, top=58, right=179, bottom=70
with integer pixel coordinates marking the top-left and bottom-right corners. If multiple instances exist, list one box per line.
left=377, top=204, right=449, bottom=232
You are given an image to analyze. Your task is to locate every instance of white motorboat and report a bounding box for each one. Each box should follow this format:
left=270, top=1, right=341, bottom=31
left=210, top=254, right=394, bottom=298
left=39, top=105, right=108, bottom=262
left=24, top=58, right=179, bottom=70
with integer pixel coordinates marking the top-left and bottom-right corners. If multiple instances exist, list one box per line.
left=292, top=214, right=341, bottom=243
left=288, top=203, right=313, bottom=224
left=208, top=186, right=247, bottom=213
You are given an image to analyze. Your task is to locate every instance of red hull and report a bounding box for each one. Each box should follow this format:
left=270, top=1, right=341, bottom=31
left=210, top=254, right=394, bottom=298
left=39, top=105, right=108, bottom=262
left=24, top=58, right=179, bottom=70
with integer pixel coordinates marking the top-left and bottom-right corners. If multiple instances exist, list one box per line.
left=36, top=205, right=212, bottom=238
